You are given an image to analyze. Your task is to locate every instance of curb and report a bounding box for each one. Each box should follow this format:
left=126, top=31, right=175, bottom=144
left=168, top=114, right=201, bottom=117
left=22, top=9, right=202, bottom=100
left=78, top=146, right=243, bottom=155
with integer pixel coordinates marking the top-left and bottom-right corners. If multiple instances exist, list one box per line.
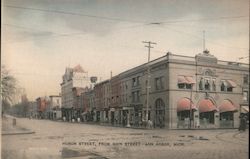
left=2, top=131, right=35, bottom=135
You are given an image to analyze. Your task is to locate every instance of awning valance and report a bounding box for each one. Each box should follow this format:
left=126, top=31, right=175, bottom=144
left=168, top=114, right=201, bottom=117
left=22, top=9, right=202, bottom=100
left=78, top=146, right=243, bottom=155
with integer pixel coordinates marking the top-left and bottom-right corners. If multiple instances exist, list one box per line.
left=198, top=99, right=218, bottom=113
left=177, top=98, right=197, bottom=112
left=219, top=100, right=237, bottom=113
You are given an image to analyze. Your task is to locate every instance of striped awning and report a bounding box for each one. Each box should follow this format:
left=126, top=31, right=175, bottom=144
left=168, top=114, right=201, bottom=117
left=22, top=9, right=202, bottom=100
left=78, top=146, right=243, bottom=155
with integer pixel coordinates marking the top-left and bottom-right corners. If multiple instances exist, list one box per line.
left=226, top=80, right=237, bottom=88
left=219, top=100, right=237, bottom=113
left=177, top=98, right=197, bottom=112
left=178, top=76, right=195, bottom=84
left=198, top=99, right=218, bottom=113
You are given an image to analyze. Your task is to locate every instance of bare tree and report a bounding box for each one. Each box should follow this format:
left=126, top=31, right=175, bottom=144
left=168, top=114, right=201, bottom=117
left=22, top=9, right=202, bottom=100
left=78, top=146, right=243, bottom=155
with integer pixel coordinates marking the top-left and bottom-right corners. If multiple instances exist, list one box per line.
left=1, top=65, right=17, bottom=113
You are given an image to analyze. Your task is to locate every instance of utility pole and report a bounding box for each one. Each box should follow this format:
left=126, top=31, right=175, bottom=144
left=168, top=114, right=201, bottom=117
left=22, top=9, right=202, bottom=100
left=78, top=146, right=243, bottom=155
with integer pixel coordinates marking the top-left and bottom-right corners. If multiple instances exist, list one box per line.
left=142, top=41, right=156, bottom=122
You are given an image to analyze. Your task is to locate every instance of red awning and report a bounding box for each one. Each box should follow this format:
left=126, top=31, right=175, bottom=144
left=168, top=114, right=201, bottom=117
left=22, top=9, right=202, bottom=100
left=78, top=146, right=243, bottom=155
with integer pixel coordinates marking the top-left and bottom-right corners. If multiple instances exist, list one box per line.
left=226, top=80, right=237, bottom=88
left=219, top=100, right=237, bottom=113
left=177, top=98, right=197, bottom=112
left=185, top=76, right=196, bottom=84
left=178, top=76, right=188, bottom=84
left=198, top=99, right=218, bottom=113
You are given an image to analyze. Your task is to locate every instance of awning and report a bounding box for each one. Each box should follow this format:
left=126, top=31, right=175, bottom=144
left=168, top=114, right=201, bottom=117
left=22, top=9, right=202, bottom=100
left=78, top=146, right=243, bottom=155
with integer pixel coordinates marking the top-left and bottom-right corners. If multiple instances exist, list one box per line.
left=241, top=106, right=249, bottom=113
left=226, top=80, right=237, bottom=88
left=178, top=76, right=188, bottom=84
left=185, top=76, right=196, bottom=84
left=177, top=98, right=197, bottom=112
left=198, top=99, right=218, bottom=113
left=219, top=100, right=237, bottom=113
left=178, top=76, right=195, bottom=84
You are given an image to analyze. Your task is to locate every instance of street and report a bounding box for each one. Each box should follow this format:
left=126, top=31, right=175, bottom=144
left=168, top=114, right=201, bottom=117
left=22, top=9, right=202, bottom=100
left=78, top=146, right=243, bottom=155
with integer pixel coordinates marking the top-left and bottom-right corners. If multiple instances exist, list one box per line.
left=2, top=117, right=249, bottom=159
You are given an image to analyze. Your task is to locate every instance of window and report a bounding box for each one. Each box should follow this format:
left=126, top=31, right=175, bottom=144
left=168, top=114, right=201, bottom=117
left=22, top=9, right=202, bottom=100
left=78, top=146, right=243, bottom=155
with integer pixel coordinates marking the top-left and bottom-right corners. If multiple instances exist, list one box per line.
left=177, top=76, right=194, bottom=89
left=204, top=79, right=210, bottom=91
left=221, top=81, right=226, bottom=91
left=132, top=91, right=140, bottom=102
left=243, top=91, right=248, bottom=101
left=227, top=87, right=233, bottom=92
left=132, top=78, right=136, bottom=87
left=155, top=77, right=164, bottom=90
left=132, top=76, right=140, bottom=87
left=212, top=79, right=216, bottom=91
left=186, top=84, right=192, bottom=89
left=243, top=75, right=249, bottom=84
left=199, top=78, right=203, bottom=90
left=221, top=80, right=235, bottom=92
left=178, top=83, right=185, bottom=89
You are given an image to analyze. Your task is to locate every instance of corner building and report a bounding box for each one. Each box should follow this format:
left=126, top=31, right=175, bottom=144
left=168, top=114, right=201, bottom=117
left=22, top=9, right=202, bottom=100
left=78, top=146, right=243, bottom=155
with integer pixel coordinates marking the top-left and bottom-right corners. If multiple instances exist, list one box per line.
left=105, top=51, right=249, bottom=129
left=61, top=65, right=90, bottom=121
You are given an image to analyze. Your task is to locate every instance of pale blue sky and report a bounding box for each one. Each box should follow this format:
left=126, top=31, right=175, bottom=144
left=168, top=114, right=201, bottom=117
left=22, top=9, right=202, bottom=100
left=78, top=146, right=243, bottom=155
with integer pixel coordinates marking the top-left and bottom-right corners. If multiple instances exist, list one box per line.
left=2, top=0, right=249, bottom=100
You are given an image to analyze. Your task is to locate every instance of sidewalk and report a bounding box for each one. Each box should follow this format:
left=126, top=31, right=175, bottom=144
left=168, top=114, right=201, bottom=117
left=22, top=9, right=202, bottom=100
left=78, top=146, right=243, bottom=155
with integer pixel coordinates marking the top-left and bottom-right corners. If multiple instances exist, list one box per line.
left=1, top=116, right=35, bottom=135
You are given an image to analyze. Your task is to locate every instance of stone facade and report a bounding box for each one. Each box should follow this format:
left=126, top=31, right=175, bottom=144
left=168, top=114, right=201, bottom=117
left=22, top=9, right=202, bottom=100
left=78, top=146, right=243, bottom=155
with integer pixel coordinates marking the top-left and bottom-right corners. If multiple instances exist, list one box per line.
left=80, top=51, right=249, bottom=129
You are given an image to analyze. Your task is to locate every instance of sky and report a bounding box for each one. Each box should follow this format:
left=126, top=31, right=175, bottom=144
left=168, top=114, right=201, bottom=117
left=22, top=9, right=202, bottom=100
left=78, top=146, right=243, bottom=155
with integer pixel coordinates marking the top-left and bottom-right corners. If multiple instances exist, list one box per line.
left=1, top=0, right=249, bottom=101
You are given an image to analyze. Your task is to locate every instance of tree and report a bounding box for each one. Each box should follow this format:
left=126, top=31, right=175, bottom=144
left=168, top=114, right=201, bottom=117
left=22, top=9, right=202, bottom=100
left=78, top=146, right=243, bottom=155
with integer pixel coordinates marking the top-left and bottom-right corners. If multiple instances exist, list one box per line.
left=1, top=65, right=17, bottom=113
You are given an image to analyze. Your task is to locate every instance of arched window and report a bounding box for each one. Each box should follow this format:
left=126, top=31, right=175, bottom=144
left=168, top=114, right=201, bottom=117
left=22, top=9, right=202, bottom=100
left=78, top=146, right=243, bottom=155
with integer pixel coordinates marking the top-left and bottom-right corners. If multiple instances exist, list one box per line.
left=155, top=98, right=165, bottom=128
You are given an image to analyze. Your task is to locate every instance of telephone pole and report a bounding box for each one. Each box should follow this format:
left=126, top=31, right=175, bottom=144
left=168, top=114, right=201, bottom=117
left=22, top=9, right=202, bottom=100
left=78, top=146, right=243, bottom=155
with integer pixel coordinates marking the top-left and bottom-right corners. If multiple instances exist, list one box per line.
left=142, top=41, right=156, bottom=122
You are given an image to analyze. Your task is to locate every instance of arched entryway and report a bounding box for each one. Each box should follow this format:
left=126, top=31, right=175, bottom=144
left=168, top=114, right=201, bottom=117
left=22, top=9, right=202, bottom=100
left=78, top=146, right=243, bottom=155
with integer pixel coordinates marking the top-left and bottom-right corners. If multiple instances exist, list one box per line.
left=154, top=98, right=165, bottom=128
left=219, top=99, right=238, bottom=128
left=198, top=98, right=218, bottom=128
left=177, top=98, right=197, bottom=128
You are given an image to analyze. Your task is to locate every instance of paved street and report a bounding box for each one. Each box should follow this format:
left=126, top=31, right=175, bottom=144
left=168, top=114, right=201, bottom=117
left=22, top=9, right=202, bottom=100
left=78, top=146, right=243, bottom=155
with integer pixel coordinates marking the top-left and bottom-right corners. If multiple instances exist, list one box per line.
left=2, top=117, right=249, bottom=159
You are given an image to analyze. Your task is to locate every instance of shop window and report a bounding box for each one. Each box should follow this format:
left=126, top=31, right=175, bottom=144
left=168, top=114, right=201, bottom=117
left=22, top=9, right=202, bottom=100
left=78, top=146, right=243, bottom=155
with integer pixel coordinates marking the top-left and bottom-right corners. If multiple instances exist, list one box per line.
left=200, top=112, right=214, bottom=124
left=220, top=112, right=234, bottom=121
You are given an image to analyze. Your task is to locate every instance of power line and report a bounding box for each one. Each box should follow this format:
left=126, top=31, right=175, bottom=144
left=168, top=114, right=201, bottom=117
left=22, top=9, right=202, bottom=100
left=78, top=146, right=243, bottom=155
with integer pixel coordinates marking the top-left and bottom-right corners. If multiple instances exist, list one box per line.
left=4, top=5, right=146, bottom=24
left=5, top=5, right=248, bottom=24
left=157, top=24, right=248, bottom=50
left=158, top=15, right=248, bottom=24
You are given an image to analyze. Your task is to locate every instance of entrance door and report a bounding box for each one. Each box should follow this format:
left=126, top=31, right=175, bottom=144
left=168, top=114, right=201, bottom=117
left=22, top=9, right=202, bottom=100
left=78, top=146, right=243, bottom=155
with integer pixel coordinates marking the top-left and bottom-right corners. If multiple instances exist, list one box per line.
left=155, top=98, right=165, bottom=128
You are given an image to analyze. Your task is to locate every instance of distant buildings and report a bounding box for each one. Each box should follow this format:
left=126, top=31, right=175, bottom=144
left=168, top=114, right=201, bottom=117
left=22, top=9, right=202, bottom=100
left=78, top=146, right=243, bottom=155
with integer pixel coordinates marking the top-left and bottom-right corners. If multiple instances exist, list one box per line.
left=46, top=95, right=62, bottom=120
left=36, top=96, right=49, bottom=119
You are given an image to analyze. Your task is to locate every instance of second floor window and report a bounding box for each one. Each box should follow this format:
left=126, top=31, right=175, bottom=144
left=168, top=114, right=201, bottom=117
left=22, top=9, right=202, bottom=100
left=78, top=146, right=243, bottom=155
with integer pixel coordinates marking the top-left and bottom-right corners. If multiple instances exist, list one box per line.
left=155, top=77, right=164, bottom=90
left=178, top=76, right=195, bottom=89
left=132, top=91, right=140, bottom=102
left=243, top=75, right=249, bottom=85
left=221, top=80, right=236, bottom=92
left=243, top=91, right=248, bottom=101
left=204, top=79, right=210, bottom=91
left=132, top=76, right=140, bottom=87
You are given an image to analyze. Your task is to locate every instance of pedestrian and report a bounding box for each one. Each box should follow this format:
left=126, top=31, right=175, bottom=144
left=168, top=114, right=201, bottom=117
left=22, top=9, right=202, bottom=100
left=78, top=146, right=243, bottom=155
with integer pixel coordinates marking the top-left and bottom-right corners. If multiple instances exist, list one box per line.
left=239, top=114, right=247, bottom=131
